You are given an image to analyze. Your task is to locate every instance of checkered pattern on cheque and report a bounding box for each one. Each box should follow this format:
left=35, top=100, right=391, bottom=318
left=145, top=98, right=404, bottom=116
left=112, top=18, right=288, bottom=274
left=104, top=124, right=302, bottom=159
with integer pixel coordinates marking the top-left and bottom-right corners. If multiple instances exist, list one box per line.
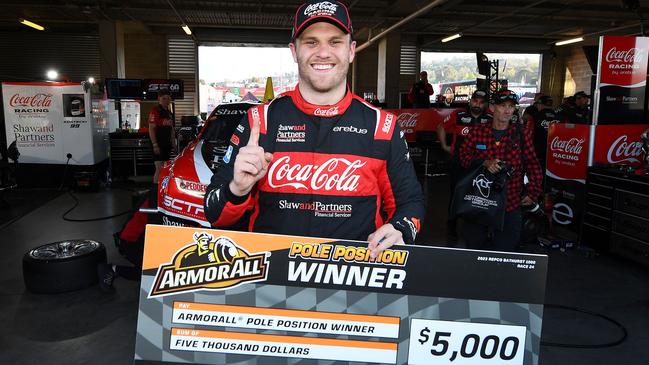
left=135, top=276, right=543, bottom=365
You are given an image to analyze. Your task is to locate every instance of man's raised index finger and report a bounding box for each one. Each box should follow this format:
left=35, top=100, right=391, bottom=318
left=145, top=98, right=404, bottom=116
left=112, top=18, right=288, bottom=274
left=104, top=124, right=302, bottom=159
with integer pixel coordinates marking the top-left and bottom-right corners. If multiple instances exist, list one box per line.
left=247, top=116, right=260, bottom=147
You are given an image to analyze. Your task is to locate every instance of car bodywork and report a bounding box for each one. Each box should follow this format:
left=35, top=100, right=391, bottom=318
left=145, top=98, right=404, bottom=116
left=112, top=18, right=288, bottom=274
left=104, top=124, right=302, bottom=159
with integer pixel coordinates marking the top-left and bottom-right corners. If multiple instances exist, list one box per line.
left=155, top=102, right=257, bottom=227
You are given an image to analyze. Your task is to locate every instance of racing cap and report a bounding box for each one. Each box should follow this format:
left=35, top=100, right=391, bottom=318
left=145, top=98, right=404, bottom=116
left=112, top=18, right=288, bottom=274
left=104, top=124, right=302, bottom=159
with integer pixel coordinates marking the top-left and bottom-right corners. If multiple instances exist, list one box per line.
left=292, top=0, right=353, bottom=40
left=471, top=90, right=488, bottom=100
left=539, top=95, right=553, bottom=106
left=491, top=89, right=519, bottom=105
left=574, top=91, right=591, bottom=99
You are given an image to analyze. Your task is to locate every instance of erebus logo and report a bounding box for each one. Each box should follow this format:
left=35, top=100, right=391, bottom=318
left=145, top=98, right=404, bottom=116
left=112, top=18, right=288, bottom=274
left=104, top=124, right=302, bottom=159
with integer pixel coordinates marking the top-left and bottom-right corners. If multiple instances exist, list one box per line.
left=268, top=155, right=365, bottom=192
left=332, top=125, right=367, bottom=134
left=314, top=106, right=339, bottom=117
left=149, top=232, right=268, bottom=297
left=472, top=174, right=493, bottom=198
left=607, top=135, right=643, bottom=164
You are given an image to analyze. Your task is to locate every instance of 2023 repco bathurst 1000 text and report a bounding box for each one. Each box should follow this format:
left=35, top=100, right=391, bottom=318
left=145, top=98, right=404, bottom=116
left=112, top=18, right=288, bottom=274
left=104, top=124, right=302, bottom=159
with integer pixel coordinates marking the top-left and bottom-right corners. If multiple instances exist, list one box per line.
left=152, top=101, right=258, bottom=228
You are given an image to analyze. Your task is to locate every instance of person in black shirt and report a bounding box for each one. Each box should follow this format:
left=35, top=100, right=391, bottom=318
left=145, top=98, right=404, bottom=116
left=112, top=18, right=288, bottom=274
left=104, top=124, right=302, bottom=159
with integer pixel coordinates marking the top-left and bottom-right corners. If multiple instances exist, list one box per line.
left=408, top=71, right=434, bottom=108
left=148, top=89, right=176, bottom=183
left=524, top=95, right=556, bottom=173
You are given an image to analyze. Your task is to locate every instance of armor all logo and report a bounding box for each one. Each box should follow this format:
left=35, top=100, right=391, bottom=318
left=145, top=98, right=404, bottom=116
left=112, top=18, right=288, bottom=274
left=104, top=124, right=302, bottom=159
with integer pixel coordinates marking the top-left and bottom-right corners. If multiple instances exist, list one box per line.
left=268, top=155, right=365, bottom=192
left=396, top=113, right=418, bottom=128
left=9, top=93, right=53, bottom=107
left=607, top=135, right=643, bottom=164
left=314, top=106, right=339, bottom=117
left=550, top=137, right=584, bottom=156
left=605, top=47, right=643, bottom=63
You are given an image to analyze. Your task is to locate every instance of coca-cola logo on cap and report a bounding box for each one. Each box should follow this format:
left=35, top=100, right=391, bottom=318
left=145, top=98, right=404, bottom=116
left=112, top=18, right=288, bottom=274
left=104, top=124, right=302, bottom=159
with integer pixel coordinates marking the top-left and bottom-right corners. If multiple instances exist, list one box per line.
left=607, top=135, right=643, bottom=164
left=268, top=155, right=365, bottom=192
left=304, top=1, right=338, bottom=17
left=396, top=112, right=419, bottom=128
left=9, top=93, right=53, bottom=108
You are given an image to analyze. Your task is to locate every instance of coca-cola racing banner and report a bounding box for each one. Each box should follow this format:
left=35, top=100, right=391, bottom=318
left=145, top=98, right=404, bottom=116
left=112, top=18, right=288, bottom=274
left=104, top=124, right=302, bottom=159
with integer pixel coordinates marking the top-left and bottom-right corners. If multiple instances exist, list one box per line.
left=596, top=36, right=649, bottom=124
left=386, top=108, right=462, bottom=142
left=545, top=123, right=590, bottom=184
left=2, top=82, right=94, bottom=164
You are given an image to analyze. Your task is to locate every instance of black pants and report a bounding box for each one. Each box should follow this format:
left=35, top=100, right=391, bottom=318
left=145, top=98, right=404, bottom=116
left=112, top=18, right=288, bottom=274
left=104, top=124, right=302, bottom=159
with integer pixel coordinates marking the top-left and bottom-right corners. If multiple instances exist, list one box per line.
left=462, top=208, right=522, bottom=252
left=447, top=155, right=466, bottom=222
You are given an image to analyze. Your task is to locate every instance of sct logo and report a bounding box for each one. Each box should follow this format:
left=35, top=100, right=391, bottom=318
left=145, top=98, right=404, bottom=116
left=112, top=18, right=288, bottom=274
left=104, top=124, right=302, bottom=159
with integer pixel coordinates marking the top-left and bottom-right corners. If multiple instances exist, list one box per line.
left=552, top=203, right=573, bottom=225
left=472, top=174, right=493, bottom=198
left=163, top=195, right=204, bottom=216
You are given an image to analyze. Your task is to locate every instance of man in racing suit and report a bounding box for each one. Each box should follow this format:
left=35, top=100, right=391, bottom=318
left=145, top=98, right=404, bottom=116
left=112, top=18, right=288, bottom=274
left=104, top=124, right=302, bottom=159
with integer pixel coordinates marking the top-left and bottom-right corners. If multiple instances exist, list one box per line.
left=436, top=90, right=491, bottom=236
left=204, top=0, right=424, bottom=258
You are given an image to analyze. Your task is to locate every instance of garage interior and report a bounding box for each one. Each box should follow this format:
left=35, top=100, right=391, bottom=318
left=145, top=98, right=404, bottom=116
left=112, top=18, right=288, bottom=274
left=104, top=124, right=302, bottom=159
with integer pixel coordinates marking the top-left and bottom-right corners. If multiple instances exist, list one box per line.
left=1, top=1, right=648, bottom=364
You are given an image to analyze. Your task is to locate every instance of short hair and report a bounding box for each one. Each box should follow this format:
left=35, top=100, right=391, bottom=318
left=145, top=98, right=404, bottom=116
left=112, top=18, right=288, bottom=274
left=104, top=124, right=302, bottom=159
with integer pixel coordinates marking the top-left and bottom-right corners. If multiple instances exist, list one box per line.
left=158, top=89, right=171, bottom=98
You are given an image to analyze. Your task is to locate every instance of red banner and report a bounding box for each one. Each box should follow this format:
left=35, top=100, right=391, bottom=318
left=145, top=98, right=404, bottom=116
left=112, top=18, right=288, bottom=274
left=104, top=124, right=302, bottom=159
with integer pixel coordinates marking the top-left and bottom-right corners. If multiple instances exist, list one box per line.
left=599, top=36, right=649, bottom=87
left=592, top=124, right=649, bottom=166
left=545, top=123, right=591, bottom=183
left=385, top=108, right=462, bottom=142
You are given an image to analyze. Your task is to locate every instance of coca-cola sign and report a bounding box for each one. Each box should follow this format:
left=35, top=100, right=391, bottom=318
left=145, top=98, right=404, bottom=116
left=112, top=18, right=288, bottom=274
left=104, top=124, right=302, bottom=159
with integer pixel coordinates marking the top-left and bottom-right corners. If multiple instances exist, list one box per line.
left=599, top=36, right=649, bottom=86
left=605, top=47, right=643, bottom=64
left=396, top=112, right=419, bottom=128
left=9, top=93, right=52, bottom=108
left=606, top=134, right=643, bottom=164
left=267, top=155, right=365, bottom=192
left=550, top=137, right=584, bottom=156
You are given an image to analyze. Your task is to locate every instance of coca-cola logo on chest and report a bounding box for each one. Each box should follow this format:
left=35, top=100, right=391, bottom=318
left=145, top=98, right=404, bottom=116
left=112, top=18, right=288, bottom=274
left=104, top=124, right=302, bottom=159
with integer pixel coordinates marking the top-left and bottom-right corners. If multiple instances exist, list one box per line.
left=607, top=135, right=642, bottom=164
left=9, top=93, right=53, bottom=108
left=267, top=155, right=365, bottom=192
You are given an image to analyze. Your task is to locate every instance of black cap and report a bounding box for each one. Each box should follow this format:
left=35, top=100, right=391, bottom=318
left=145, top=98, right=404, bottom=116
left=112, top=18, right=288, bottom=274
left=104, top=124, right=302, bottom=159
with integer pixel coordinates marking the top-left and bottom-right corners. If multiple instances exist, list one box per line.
left=574, top=91, right=591, bottom=99
left=292, top=1, right=353, bottom=40
left=471, top=90, right=487, bottom=100
left=539, top=95, right=553, bottom=105
left=491, top=89, right=519, bottom=105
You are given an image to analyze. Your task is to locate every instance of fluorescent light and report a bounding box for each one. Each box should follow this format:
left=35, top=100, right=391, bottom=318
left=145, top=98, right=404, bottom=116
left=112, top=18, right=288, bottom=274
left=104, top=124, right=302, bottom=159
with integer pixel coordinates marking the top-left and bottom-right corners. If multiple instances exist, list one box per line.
left=181, top=24, right=192, bottom=35
left=46, top=70, right=58, bottom=80
left=20, top=19, right=45, bottom=31
left=555, top=37, right=584, bottom=46
left=441, top=33, right=462, bottom=43
left=88, top=77, right=95, bottom=83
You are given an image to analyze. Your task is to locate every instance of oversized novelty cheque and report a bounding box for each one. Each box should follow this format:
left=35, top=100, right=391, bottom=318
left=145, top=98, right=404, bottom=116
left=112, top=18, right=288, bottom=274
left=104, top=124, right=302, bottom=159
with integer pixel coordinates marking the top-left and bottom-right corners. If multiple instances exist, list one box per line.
left=135, top=225, right=547, bottom=365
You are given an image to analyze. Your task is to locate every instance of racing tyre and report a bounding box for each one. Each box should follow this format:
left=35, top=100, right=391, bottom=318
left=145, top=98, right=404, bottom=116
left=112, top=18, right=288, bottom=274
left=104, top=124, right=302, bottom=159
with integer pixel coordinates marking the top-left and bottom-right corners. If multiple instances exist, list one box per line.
left=23, top=239, right=107, bottom=294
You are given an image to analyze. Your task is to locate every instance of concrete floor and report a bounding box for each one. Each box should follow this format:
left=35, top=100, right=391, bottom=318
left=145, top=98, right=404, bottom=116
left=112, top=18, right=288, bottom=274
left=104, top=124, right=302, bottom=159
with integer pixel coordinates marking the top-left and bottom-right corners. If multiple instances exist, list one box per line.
left=0, top=177, right=647, bottom=365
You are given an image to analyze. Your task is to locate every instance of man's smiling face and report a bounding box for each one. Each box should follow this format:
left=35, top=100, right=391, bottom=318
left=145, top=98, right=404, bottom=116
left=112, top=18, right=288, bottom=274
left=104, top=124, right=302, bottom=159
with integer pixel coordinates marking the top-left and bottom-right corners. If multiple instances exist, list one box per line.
left=289, top=21, right=356, bottom=96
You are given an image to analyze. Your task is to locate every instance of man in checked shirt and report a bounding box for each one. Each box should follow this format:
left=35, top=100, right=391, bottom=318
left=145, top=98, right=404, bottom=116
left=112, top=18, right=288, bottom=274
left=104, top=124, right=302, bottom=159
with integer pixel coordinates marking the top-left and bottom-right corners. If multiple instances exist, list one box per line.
left=459, top=90, right=543, bottom=252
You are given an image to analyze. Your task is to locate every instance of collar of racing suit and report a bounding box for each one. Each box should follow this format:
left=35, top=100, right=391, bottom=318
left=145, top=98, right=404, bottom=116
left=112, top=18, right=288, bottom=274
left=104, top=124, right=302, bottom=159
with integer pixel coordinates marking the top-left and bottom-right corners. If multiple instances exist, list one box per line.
left=288, top=84, right=353, bottom=117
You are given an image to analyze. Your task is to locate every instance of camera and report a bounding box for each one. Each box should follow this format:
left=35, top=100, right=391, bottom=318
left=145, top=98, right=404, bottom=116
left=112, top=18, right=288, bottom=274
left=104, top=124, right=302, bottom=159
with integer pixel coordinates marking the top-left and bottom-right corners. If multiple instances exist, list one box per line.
left=491, top=161, right=514, bottom=191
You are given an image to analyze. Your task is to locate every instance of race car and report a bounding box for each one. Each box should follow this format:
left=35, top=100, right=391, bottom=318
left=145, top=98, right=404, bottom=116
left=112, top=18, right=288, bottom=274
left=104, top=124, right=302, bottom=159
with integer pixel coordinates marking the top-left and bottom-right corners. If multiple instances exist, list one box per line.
left=154, top=101, right=258, bottom=227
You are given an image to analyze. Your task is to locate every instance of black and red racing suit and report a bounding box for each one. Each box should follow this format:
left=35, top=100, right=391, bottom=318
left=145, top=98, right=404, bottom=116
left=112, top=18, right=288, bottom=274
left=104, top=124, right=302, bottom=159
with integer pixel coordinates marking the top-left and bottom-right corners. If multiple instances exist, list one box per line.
left=204, top=87, right=425, bottom=243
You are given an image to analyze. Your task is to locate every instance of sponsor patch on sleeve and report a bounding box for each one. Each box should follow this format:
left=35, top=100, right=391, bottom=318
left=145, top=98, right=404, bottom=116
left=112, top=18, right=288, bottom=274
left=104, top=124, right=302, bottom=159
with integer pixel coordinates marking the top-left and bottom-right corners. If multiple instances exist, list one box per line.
left=476, top=144, right=487, bottom=150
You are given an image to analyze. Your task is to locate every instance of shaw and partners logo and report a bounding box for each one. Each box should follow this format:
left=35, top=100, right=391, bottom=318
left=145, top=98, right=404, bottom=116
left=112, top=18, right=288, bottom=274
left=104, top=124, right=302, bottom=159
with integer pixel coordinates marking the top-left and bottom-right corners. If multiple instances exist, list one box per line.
left=149, top=232, right=268, bottom=297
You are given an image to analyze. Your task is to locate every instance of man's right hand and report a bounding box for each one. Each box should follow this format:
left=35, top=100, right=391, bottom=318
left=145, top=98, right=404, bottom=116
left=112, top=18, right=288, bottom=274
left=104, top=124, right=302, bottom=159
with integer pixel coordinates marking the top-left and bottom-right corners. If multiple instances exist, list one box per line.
left=229, top=118, right=274, bottom=197
left=483, top=159, right=502, bottom=174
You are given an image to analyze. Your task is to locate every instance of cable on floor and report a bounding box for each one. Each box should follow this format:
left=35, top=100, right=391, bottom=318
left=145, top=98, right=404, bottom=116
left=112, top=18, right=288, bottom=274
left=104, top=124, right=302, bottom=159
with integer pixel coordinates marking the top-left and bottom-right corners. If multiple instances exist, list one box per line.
left=62, top=190, right=133, bottom=222
left=541, top=304, right=628, bottom=348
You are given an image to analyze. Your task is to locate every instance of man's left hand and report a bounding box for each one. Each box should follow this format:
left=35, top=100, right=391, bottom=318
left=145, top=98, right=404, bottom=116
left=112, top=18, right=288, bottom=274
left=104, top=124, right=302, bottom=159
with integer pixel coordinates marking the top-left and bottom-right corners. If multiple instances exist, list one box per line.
left=521, top=196, right=534, bottom=206
left=367, top=224, right=404, bottom=259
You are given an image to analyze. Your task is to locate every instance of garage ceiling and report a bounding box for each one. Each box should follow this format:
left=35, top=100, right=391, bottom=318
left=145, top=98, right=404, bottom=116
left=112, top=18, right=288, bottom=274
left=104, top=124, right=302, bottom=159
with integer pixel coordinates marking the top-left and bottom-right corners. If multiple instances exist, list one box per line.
left=1, top=0, right=647, bottom=51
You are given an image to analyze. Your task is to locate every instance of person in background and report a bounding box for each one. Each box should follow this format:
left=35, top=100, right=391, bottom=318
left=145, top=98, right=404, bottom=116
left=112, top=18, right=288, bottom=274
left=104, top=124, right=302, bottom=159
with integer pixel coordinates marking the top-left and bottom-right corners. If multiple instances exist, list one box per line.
left=408, top=71, right=434, bottom=108
left=437, top=90, right=492, bottom=237
left=524, top=95, right=556, bottom=174
left=148, top=89, right=176, bottom=184
left=203, top=0, right=425, bottom=258
left=556, top=92, right=590, bottom=124
left=459, top=90, right=542, bottom=251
